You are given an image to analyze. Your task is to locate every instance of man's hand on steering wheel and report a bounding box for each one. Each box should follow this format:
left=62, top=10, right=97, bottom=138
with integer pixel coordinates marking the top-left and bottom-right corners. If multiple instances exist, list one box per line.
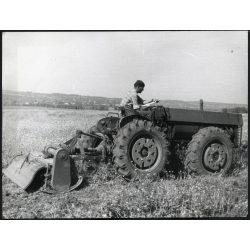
left=151, top=98, right=160, bottom=103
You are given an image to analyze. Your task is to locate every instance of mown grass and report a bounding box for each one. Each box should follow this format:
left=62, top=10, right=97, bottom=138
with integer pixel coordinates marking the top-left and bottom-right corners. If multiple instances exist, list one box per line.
left=2, top=107, right=248, bottom=218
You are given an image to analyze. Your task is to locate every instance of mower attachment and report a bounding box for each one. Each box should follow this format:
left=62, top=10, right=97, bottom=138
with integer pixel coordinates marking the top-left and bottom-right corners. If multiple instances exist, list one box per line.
left=3, top=148, right=84, bottom=193
left=3, top=129, right=107, bottom=194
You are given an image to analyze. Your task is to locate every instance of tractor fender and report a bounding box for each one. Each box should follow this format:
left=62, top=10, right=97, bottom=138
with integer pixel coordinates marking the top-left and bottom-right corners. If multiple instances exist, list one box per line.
left=119, top=115, right=150, bottom=128
left=96, top=116, right=120, bottom=134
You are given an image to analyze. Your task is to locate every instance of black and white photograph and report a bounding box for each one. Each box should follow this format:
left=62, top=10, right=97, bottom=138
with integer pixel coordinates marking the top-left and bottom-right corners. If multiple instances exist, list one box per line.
left=2, top=31, right=248, bottom=219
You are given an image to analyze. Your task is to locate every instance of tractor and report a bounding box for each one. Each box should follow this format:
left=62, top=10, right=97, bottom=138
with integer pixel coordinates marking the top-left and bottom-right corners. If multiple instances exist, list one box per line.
left=3, top=101, right=247, bottom=193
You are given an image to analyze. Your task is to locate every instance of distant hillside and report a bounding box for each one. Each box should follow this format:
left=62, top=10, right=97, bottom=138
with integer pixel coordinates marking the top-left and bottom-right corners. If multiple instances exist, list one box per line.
left=2, top=90, right=121, bottom=110
left=2, top=90, right=248, bottom=112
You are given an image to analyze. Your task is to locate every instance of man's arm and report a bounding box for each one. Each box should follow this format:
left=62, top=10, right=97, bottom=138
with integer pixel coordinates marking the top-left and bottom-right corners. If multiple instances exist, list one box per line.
left=142, top=98, right=159, bottom=104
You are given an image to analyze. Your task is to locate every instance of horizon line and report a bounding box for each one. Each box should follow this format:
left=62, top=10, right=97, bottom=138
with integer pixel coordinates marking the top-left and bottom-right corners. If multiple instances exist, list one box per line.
left=2, top=89, right=248, bottom=106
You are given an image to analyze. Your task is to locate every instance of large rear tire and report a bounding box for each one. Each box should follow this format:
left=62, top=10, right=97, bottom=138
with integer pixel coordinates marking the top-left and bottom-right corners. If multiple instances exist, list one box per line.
left=113, top=119, right=170, bottom=180
left=184, top=127, right=233, bottom=175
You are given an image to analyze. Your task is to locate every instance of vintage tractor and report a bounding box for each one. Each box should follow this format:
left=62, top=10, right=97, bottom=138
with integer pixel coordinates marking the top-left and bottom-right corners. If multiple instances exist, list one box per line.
left=3, top=101, right=247, bottom=193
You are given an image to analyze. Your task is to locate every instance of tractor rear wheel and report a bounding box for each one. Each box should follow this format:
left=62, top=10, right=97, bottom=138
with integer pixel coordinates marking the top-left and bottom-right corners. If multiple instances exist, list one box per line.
left=184, top=127, right=233, bottom=175
left=113, top=119, right=170, bottom=180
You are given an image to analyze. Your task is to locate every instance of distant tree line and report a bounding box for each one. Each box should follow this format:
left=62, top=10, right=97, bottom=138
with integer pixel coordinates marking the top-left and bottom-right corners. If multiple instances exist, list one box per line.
left=222, top=107, right=248, bottom=114
left=2, top=90, right=121, bottom=111
left=33, top=103, right=110, bottom=111
left=3, top=100, right=111, bottom=111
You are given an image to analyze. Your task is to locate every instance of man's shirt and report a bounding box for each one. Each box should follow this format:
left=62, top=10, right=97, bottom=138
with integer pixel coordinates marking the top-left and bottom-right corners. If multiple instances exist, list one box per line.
left=120, top=89, right=144, bottom=109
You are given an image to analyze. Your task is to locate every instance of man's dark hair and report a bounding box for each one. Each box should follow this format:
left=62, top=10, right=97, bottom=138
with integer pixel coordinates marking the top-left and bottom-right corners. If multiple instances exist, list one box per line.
left=134, top=80, right=145, bottom=88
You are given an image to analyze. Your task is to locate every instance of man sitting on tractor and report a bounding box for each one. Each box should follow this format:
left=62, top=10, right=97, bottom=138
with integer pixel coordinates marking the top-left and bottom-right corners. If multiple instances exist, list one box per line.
left=120, top=80, right=158, bottom=116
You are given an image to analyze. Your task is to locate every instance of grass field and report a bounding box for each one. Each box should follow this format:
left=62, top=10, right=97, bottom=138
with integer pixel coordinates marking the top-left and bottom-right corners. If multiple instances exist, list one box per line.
left=2, top=107, right=248, bottom=218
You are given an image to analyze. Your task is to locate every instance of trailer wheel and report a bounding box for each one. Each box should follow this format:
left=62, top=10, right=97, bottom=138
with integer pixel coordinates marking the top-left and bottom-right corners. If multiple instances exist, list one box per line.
left=113, top=119, right=170, bottom=181
left=184, top=127, right=233, bottom=175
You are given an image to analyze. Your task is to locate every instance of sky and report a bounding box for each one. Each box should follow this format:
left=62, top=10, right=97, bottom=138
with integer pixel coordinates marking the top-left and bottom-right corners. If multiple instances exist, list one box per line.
left=2, top=31, right=248, bottom=104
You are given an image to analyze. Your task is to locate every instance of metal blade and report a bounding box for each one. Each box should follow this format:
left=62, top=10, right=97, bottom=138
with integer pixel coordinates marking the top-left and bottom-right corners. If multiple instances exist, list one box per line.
left=3, top=154, right=50, bottom=190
